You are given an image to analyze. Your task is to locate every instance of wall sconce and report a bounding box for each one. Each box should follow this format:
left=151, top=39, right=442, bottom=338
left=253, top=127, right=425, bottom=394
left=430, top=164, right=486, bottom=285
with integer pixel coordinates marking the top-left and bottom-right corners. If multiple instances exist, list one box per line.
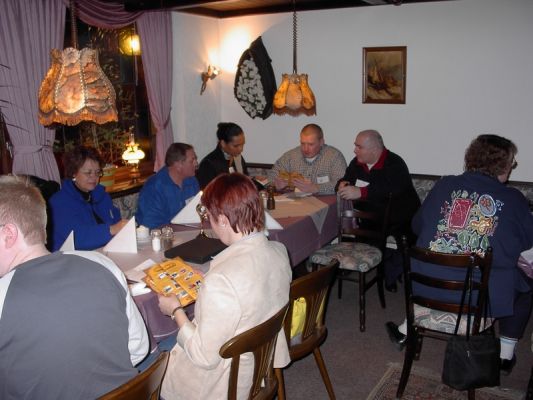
left=122, top=132, right=145, bottom=183
left=200, top=65, right=220, bottom=95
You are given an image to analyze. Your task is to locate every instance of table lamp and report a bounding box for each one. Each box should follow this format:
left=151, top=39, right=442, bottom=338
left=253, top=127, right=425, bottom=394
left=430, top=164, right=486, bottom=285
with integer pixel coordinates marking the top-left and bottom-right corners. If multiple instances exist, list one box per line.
left=122, top=134, right=145, bottom=183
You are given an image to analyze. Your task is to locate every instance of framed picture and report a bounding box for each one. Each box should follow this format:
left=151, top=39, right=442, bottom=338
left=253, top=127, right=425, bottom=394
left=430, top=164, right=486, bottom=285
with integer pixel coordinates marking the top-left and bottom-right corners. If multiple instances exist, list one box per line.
left=363, top=46, right=406, bottom=104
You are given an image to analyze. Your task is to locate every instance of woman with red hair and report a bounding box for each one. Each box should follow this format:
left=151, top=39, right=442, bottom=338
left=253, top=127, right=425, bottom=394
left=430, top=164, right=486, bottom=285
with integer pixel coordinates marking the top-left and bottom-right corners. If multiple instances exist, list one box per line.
left=158, top=173, right=291, bottom=399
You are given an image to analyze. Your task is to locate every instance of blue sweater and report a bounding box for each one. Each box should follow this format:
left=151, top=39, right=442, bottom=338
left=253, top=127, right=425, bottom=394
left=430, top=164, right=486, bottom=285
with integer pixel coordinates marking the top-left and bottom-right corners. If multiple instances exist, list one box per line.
left=49, top=180, right=121, bottom=251
left=412, top=172, right=533, bottom=317
left=136, top=167, right=200, bottom=229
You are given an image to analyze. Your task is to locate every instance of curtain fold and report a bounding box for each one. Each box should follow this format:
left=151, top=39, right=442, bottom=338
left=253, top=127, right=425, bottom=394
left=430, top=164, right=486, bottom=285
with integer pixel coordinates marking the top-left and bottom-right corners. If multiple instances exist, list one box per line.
left=137, top=12, right=174, bottom=171
left=0, top=0, right=65, bottom=182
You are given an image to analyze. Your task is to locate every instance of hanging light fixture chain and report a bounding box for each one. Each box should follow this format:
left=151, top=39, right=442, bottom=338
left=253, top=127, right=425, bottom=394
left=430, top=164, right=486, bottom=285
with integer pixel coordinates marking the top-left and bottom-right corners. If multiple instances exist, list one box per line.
left=292, top=0, right=298, bottom=74
left=70, top=0, right=78, bottom=49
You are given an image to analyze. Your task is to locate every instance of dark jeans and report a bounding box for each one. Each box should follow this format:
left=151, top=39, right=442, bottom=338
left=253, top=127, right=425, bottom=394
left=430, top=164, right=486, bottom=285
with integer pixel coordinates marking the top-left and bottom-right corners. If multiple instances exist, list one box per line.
left=136, top=335, right=177, bottom=372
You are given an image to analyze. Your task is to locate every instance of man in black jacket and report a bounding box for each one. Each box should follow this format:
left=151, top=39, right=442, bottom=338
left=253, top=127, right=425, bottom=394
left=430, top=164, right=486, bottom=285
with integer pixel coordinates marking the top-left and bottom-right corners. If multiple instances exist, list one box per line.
left=337, top=129, right=420, bottom=290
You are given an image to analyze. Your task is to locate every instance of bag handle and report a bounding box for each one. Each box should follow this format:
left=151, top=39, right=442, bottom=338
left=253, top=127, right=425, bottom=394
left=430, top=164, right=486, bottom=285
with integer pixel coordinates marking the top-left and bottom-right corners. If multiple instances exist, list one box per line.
left=453, top=261, right=474, bottom=339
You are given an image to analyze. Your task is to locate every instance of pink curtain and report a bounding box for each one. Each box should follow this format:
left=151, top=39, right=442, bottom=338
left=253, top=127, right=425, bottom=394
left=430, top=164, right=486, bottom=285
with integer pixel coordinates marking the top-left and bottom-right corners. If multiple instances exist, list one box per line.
left=137, top=12, right=174, bottom=171
left=0, top=0, right=65, bottom=182
left=70, top=0, right=173, bottom=170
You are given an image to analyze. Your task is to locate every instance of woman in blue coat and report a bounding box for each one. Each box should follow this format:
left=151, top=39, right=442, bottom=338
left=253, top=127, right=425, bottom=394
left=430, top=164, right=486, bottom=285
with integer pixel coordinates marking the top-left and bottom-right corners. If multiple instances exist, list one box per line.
left=386, top=134, right=533, bottom=375
left=49, top=147, right=127, bottom=251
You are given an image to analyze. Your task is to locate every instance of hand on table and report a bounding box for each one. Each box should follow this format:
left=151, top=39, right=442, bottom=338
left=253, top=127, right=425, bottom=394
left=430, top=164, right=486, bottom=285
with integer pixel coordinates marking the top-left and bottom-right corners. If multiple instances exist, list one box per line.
left=273, top=176, right=288, bottom=190
left=293, top=177, right=318, bottom=194
left=338, top=184, right=362, bottom=200
left=110, top=219, right=129, bottom=236
left=157, top=294, right=182, bottom=317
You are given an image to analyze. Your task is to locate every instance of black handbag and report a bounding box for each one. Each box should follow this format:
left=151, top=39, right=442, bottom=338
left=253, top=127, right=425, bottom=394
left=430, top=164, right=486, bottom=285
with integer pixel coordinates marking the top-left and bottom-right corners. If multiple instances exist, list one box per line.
left=441, top=265, right=500, bottom=390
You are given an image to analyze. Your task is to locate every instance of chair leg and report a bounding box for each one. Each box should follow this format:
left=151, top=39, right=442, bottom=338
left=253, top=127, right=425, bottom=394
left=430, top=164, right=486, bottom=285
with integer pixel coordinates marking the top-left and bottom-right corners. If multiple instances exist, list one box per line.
left=396, top=331, right=417, bottom=398
left=312, top=348, right=336, bottom=399
left=377, top=265, right=386, bottom=309
left=359, top=271, right=366, bottom=332
left=275, top=368, right=286, bottom=400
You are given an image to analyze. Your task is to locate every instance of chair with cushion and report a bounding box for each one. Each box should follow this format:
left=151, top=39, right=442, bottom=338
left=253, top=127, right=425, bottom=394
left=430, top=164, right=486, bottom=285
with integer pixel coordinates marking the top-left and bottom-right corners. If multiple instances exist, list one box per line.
left=309, top=195, right=391, bottom=332
left=396, top=238, right=493, bottom=400
left=275, top=259, right=339, bottom=400
left=219, top=302, right=289, bottom=400
left=97, top=351, right=169, bottom=400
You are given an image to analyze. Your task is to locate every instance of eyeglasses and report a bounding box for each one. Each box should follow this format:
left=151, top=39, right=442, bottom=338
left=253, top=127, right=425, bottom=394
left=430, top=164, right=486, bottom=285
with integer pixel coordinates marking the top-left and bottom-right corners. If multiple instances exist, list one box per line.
left=79, top=169, right=103, bottom=178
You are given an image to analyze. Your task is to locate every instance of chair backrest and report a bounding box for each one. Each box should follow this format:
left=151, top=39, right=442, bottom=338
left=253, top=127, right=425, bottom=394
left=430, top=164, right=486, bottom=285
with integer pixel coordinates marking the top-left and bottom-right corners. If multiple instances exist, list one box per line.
left=219, top=302, right=290, bottom=400
left=402, top=237, right=493, bottom=335
left=338, top=194, right=392, bottom=250
left=283, top=259, right=339, bottom=357
left=97, top=351, right=169, bottom=400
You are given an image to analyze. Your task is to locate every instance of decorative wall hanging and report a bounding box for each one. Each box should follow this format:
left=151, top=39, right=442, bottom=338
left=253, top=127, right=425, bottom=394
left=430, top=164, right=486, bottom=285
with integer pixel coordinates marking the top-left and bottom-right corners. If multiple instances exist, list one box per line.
left=38, top=0, right=118, bottom=126
left=234, top=36, right=277, bottom=119
left=362, top=46, right=406, bottom=104
left=272, top=0, right=316, bottom=116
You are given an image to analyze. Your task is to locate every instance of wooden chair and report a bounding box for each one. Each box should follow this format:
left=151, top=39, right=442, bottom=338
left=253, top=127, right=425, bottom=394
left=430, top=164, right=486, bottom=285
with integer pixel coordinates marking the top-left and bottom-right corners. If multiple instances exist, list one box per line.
left=275, top=259, right=339, bottom=400
left=219, top=302, right=289, bottom=400
left=310, top=194, right=391, bottom=331
left=396, top=237, right=493, bottom=400
left=97, top=351, right=169, bottom=400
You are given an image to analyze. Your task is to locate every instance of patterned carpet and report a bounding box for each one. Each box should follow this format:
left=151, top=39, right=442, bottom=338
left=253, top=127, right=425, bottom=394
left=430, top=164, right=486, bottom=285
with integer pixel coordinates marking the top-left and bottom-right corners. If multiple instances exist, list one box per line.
left=366, top=363, right=525, bottom=400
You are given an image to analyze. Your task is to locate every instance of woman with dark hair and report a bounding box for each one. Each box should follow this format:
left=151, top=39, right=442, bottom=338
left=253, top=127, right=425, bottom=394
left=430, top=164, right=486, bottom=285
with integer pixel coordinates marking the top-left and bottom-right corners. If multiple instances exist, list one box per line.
left=196, top=122, right=249, bottom=188
left=49, top=146, right=127, bottom=251
left=158, top=173, right=291, bottom=399
left=386, top=134, right=533, bottom=375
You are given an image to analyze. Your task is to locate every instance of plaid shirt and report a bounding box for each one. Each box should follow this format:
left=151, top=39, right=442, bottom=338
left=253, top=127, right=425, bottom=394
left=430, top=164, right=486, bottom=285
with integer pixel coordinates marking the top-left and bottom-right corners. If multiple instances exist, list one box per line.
left=269, top=144, right=347, bottom=194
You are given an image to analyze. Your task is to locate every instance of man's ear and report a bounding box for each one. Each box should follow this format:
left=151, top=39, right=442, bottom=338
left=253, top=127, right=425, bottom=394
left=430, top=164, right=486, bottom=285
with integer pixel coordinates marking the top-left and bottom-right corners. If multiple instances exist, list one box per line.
left=1, top=223, right=19, bottom=249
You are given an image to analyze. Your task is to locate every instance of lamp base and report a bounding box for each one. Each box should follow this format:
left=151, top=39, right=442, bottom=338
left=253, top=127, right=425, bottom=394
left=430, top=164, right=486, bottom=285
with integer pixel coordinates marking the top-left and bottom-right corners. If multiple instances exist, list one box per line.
left=130, top=164, right=141, bottom=183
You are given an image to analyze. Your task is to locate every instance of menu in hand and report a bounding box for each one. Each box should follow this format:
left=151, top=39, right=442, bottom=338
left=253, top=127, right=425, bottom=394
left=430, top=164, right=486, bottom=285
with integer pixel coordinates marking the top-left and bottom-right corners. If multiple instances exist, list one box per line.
left=143, top=258, right=203, bottom=306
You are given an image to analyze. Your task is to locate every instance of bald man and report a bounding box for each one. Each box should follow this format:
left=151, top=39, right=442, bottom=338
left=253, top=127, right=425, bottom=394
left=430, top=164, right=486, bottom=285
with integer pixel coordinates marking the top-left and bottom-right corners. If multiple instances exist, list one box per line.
left=337, top=129, right=420, bottom=290
left=269, top=124, right=347, bottom=195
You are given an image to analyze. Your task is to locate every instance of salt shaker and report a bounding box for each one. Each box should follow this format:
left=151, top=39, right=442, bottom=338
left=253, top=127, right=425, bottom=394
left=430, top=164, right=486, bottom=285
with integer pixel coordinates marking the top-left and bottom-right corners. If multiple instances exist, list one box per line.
left=151, top=229, right=161, bottom=251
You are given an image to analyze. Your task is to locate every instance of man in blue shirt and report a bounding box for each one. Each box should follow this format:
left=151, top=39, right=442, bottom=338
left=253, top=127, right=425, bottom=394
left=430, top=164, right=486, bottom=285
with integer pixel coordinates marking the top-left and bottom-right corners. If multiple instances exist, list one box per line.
left=136, top=143, right=200, bottom=228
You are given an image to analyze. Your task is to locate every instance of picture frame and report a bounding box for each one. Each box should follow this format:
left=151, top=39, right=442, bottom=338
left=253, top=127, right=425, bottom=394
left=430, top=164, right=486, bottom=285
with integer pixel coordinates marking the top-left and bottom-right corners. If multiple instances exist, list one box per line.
left=362, top=46, right=406, bottom=104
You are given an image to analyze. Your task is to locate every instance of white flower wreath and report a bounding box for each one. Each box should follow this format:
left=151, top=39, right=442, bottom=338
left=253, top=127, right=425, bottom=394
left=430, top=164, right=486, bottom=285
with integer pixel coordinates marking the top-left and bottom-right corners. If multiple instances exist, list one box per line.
left=235, top=58, right=267, bottom=118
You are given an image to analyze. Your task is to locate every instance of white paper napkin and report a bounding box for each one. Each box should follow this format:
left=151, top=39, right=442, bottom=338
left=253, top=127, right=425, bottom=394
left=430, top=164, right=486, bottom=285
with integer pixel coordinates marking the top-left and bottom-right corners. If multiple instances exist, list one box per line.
left=103, top=217, right=138, bottom=253
left=265, top=211, right=283, bottom=230
left=171, top=191, right=202, bottom=224
left=59, top=231, right=75, bottom=251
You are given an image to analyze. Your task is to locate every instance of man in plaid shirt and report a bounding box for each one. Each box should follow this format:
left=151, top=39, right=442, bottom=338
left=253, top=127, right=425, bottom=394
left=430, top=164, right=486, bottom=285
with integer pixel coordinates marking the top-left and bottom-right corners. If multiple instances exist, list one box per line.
left=269, top=124, right=347, bottom=195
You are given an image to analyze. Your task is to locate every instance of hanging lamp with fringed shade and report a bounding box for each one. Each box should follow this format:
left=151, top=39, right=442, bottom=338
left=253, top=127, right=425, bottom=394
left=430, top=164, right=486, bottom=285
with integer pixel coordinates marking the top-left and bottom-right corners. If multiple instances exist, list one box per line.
left=273, top=0, right=316, bottom=116
left=38, top=0, right=118, bottom=127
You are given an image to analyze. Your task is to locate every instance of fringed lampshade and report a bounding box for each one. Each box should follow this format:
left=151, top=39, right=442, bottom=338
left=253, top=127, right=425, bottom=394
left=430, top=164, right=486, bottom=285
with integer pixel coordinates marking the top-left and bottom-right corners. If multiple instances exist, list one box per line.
left=38, top=0, right=118, bottom=127
left=273, top=0, right=316, bottom=116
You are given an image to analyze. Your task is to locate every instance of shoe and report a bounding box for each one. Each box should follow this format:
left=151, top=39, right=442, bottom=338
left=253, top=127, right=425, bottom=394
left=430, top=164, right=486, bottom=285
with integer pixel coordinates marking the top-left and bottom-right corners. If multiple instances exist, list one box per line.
left=385, top=321, right=406, bottom=351
left=500, top=355, right=517, bottom=376
left=385, top=282, right=397, bottom=292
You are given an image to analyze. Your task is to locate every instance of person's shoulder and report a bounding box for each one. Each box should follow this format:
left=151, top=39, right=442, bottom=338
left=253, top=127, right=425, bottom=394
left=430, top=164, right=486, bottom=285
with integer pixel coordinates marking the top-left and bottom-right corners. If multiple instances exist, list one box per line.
left=323, top=144, right=343, bottom=154
left=62, top=250, right=125, bottom=282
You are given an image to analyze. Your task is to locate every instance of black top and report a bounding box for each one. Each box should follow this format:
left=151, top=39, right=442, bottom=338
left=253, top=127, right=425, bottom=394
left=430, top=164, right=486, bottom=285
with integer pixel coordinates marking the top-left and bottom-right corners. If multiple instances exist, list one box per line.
left=338, top=149, right=420, bottom=240
left=196, top=145, right=249, bottom=189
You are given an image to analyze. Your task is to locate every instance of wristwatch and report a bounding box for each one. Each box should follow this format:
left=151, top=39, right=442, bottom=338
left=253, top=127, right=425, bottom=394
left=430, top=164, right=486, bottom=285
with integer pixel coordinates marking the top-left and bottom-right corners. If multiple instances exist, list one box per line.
left=171, top=305, right=183, bottom=321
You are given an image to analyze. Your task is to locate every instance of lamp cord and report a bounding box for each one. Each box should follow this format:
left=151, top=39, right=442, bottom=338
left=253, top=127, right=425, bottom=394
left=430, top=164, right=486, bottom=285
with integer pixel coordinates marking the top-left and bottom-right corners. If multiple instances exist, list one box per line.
left=70, top=0, right=78, bottom=49
left=292, top=0, right=298, bottom=74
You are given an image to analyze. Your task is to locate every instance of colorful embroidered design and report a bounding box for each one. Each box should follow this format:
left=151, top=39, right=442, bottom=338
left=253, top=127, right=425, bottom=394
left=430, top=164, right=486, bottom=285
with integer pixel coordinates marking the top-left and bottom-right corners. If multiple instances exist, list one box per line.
left=430, top=190, right=503, bottom=255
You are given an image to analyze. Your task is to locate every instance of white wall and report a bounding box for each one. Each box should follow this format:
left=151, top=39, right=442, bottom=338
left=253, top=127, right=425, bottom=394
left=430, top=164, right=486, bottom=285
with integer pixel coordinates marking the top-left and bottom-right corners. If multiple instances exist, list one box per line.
left=172, top=0, right=533, bottom=181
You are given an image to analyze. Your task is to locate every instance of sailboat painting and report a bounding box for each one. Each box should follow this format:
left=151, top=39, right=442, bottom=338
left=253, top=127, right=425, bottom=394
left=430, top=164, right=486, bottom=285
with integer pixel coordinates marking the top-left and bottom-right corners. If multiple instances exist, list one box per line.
left=363, top=46, right=406, bottom=104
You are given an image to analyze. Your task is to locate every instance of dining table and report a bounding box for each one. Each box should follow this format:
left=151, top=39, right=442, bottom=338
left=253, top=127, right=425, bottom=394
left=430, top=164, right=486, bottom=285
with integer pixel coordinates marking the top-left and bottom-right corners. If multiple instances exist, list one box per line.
left=101, top=194, right=339, bottom=352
